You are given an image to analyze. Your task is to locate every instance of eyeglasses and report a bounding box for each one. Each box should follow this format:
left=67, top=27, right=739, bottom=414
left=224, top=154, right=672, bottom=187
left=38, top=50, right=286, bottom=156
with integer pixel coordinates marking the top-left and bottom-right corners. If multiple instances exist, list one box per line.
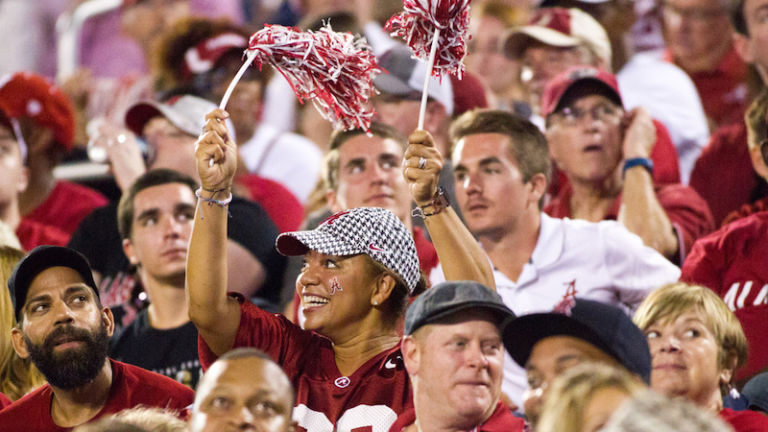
left=549, top=104, right=621, bottom=126
left=661, top=2, right=727, bottom=22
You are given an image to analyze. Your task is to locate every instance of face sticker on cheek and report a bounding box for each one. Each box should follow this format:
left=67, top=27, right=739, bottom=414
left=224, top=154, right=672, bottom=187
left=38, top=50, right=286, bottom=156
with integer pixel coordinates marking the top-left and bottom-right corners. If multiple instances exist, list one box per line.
left=329, top=277, right=343, bottom=295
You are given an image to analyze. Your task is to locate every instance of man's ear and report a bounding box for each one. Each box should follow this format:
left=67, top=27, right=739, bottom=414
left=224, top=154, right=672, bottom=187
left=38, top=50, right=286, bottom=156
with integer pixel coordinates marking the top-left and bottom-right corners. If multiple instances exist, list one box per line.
left=325, top=189, right=344, bottom=213
left=526, top=173, right=548, bottom=207
left=102, top=306, right=115, bottom=338
left=10, top=327, right=29, bottom=359
left=402, top=335, right=420, bottom=375
left=122, top=238, right=139, bottom=266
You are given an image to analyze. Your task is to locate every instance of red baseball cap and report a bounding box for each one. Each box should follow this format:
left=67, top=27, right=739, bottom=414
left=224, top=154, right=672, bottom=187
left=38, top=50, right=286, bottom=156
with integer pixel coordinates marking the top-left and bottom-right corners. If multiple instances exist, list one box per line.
left=0, top=72, right=75, bottom=151
left=181, top=32, right=248, bottom=79
left=540, top=66, right=622, bottom=117
left=502, top=7, right=611, bottom=67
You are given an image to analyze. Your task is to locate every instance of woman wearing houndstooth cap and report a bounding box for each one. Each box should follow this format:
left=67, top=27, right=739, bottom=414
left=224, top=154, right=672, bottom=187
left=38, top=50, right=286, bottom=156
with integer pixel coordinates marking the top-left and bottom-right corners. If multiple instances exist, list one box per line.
left=187, top=108, right=496, bottom=431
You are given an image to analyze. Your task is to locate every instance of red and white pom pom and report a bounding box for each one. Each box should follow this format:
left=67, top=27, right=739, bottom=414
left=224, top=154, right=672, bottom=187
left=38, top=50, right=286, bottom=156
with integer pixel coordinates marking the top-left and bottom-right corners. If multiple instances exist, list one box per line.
left=220, top=24, right=381, bottom=132
left=386, top=0, right=472, bottom=78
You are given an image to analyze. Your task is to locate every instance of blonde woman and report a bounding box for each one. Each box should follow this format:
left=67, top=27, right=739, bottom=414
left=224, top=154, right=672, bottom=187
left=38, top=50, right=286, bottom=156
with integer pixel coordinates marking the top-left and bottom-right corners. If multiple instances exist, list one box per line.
left=537, top=362, right=646, bottom=432
left=0, top=246, right=44, bottom=403
left=634, top=282, right=768, bottom=431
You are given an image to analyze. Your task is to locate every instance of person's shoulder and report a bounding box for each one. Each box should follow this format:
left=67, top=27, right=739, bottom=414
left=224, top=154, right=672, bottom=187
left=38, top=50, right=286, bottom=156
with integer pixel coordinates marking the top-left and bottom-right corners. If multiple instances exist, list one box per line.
left=112, top=360, right=193, bottom=399
left=52, top=181, right=109, bottom=207
left=719, top=407, right=768, bottom=430
left=0, top=384, right=52, bottom=422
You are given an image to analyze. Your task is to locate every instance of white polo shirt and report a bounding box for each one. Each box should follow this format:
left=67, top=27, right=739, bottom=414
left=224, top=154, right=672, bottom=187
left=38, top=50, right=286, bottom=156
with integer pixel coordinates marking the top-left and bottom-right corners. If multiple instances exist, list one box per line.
left=431, top=213, right=680, bottom=408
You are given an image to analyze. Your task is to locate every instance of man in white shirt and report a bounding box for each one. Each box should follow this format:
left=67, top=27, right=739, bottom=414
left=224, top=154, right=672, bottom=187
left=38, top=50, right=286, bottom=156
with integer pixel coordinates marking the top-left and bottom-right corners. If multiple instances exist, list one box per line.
left=430, top=109, right=680, bottom=408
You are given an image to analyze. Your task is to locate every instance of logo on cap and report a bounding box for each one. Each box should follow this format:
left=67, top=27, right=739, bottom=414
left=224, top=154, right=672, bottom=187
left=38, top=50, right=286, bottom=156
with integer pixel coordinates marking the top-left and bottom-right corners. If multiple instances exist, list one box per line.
left=323, top=211, right=350, bottom=225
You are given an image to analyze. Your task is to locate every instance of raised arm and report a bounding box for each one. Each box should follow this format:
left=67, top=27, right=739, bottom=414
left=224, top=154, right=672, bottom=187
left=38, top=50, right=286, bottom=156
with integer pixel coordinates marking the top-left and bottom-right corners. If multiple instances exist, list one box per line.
left=618, top=107, right=678, bottom=260
left=403, top=130, right=495, bottom=289
left=186, top=109, right=242, bottom=355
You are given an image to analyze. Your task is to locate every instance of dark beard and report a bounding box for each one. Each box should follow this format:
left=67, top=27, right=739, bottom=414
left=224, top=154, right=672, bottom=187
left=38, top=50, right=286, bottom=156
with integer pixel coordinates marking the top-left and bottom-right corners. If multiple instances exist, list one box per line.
left=25, top=323, right=109, bottom=390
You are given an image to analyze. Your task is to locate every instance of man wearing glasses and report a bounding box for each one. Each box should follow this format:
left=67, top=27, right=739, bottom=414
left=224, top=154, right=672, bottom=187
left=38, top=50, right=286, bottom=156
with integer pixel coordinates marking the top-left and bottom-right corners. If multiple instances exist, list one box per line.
left=543, top=66, right=714, bottom=265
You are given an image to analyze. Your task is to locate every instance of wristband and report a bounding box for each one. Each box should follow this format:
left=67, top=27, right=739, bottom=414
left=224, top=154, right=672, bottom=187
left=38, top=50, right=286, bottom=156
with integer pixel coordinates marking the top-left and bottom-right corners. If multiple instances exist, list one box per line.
left=412, top=187, right=450, bottom=219
left=195, top=187, right=232, bottom=207
left=623, top=157, right=654, bottom=177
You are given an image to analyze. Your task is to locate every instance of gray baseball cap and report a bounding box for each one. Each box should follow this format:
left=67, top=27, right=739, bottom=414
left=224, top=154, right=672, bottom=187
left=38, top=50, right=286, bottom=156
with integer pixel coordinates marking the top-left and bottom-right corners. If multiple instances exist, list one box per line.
left=276, top=207, right=421, bottom=293
left=404, top=280, right=516, bottom=335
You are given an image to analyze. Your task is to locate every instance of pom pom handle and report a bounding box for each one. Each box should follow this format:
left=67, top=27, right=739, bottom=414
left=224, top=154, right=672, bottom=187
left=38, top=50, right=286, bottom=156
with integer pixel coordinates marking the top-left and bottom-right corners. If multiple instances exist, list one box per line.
left=219, top=50, right=258, bottom=110
left=418, top=27, right=441, bottom=130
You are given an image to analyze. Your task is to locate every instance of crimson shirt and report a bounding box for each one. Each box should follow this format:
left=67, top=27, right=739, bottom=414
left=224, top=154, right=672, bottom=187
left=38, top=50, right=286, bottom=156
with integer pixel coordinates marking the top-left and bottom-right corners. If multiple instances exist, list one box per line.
left=0, top=359, right=194, bottom=431
left=388, top=401, right=526, bottom=432
left=23, top=181, right=108, bottom=238
left=544, top=182, right=714, bottom=265
left=681, top=211, right=768, bottom=381
left=199, top=296, right=413, bottom=432
left=235, top=174, right=304, bottom=233
left=16, top=218, right=69, bottom=251
left=689, top=123, right=767, bottom=226
left=0, top=392, right=11, bottom=410
left=719, top=408, right=768, bottom=431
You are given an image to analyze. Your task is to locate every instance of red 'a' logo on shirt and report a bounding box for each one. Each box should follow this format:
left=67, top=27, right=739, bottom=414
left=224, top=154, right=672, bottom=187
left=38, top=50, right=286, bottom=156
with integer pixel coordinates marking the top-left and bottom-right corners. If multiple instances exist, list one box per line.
left=554, top=279, right=578, bottom=315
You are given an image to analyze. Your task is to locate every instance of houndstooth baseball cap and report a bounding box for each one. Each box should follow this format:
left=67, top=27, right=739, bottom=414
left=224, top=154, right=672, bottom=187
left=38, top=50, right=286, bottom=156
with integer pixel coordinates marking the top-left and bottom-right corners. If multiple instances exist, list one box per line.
left=276, top=207, right=420, bottom=293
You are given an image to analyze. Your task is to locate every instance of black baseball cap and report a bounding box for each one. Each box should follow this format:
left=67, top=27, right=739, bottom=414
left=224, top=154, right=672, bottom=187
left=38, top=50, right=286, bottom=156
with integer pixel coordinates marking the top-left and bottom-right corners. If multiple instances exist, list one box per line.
left=8, top=246, right=99, bottom=321
left=504, top=298, right=651, bottom=383
left=405, top=281, right=516, bottom=335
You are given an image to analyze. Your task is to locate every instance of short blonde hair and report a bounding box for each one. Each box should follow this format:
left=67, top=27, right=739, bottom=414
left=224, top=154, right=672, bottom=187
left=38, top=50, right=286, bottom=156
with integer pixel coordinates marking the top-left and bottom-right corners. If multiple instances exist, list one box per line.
left=633, top=282, right=748, bottom=376
left=537, top=362, right=646, bottom=432
left=73, top=407, right=187, bottom=432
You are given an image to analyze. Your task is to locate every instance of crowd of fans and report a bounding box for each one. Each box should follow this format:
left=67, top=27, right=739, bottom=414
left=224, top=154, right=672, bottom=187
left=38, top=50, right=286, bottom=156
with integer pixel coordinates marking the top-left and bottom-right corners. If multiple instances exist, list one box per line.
left=0, top=0, right=767, bottom=430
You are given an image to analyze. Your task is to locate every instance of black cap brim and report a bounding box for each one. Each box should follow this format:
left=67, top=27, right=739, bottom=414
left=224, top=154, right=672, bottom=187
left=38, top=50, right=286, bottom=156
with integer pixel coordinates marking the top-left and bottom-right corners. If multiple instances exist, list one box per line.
left=503, top=312, right=615, bottom=368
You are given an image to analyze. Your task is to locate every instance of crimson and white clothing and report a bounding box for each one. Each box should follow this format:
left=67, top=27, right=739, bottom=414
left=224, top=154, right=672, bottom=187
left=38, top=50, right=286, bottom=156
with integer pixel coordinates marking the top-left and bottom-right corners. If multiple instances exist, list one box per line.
left=431, top=213, right=680, bottom=407
left=388, top=401, right=525, bottom=432
left=0, top=359, right=194, bottom=431
left=199, top=295, right=412, bottom=432
left=239, top=124, right=323, bottom=204
left=681, top=211, right=768, bottom=381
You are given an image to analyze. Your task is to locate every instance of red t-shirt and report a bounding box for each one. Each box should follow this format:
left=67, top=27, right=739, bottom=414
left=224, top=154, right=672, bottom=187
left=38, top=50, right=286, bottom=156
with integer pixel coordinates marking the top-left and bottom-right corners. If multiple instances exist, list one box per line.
left=689, top=123, right=767, bottom=227
left=388, top=401, right=525, bottom=432
left=199, top=296, right=413, bottom=432
left=723, top=197, right=768, bottom=225
left=236, top=174, right=304, bottom=233
left=16, top=218, right=69, bottom=251
left=0, top=359, right=194, bottom=431
left=23, top=181, right=108, bottom=238
left=719, top=408, right=768, bottom=431
left=666, top=47, right=748, bottom=128
left=681, top=211, right=768, bottom=381
left=544, top=182, right=714, bottom=265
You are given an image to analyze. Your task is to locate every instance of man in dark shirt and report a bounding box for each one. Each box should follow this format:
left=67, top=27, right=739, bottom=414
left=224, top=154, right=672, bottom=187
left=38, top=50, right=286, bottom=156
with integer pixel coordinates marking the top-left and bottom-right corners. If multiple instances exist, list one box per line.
left=109, top=169, right=201, bottom=387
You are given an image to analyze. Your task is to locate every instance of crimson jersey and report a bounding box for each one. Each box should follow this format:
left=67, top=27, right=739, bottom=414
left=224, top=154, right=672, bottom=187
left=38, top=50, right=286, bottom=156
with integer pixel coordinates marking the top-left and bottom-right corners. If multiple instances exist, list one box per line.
left=545, top=182, right=714, bottom=265
left=0, top=359, right=194, bottom=431
left=719, top=408, right=768, bottom=431
left=199, top=295, right=413, bottom=432
left=23, top=181, right=108, bottom=238
left=681, top=211, right=768, bottom=381
left=388, top=401, right=525, bottom=432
